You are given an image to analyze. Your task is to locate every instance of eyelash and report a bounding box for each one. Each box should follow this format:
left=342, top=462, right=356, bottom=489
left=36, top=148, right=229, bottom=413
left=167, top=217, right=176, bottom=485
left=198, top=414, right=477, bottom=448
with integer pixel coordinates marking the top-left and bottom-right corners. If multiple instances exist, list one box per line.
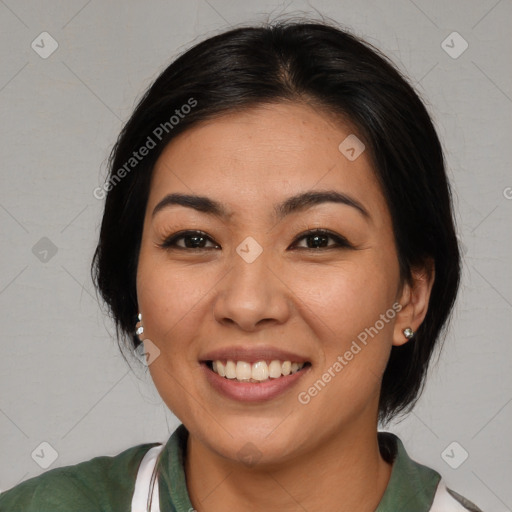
left=159, top=229, right=352, bottom=252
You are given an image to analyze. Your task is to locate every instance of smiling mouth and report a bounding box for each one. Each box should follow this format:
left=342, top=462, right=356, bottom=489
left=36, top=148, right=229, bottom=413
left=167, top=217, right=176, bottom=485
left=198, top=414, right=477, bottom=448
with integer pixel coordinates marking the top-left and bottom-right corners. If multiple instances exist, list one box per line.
left=204, top=359, right=311, bottom=383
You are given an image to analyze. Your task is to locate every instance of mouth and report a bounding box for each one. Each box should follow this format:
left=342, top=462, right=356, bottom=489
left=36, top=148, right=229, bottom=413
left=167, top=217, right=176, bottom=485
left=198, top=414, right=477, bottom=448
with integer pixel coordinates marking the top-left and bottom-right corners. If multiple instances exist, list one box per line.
left=204, top=359, right=311, bottom=383
left=199, top=346, right=312, bottom=402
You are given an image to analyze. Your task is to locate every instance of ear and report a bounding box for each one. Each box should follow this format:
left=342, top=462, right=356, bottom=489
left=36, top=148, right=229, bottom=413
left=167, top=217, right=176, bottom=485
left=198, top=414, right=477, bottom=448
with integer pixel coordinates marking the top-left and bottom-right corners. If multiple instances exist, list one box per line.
left=393, top=259, right=435, bottom=347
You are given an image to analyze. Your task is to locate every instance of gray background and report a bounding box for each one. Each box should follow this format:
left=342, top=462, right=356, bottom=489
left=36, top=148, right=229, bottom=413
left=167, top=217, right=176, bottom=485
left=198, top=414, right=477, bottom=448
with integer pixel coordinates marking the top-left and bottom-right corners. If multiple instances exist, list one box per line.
left=1, top=1, right=511, bottom=510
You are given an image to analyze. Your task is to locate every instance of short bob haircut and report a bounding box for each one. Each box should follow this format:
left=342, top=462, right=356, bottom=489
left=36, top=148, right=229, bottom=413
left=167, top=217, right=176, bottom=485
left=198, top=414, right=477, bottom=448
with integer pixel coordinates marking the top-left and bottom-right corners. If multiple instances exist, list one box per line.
left=92, top=19, right=461, bottom=425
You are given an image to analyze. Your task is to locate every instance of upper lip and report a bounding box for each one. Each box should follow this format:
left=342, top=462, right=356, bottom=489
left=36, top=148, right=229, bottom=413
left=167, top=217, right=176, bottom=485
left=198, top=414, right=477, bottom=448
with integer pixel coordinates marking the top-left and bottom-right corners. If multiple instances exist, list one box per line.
left=200, top=345, right=310, bottom=364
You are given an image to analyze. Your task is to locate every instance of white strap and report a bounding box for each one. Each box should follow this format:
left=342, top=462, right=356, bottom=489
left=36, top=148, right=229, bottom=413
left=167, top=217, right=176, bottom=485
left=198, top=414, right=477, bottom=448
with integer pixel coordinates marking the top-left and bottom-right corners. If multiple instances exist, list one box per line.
left=429, top=480, right=477, bottom=511
left=131, top=444, right=164, bottom=512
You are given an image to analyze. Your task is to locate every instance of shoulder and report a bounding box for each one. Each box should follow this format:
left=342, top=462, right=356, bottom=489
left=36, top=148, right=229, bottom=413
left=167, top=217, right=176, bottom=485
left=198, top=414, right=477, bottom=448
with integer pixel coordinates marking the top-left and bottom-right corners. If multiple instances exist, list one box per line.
left=377, top=432, right=484, bottom=512
left=0, top=442, right=159, bottom=512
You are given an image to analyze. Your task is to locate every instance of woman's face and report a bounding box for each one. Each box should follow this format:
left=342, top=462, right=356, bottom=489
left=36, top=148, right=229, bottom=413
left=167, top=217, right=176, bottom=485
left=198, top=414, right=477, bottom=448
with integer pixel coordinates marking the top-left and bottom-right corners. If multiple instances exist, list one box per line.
left=137, top=102, right=413, bottom=465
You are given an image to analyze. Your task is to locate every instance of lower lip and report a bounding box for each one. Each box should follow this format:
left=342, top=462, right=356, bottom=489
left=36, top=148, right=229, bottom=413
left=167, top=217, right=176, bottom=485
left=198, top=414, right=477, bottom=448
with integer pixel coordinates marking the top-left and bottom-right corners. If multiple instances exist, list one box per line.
left=201, top=363, right=310, bottom=402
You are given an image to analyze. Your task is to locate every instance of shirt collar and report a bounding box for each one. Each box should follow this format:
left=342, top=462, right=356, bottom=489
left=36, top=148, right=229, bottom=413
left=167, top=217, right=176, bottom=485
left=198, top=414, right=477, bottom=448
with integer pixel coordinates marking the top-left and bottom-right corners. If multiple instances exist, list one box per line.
left=375, top=431, right=441, bottom=511
left=158, top=424, right=441, bottom=512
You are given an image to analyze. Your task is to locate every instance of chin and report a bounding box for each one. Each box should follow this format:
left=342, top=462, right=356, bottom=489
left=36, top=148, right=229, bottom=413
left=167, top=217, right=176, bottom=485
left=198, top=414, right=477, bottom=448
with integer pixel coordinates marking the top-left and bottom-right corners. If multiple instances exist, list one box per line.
left=192, top=415, right=307, bottom=467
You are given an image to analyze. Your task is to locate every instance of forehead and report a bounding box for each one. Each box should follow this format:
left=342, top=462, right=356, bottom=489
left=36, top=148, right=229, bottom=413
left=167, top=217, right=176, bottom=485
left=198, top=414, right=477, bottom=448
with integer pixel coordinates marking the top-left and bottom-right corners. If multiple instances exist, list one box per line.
left=148, top=102, right=388, bottom=225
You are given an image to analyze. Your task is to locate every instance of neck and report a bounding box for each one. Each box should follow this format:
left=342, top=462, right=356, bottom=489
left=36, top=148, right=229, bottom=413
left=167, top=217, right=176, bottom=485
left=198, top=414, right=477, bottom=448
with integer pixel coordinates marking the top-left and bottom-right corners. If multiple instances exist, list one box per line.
left=184, top=422, right=392, bottom=512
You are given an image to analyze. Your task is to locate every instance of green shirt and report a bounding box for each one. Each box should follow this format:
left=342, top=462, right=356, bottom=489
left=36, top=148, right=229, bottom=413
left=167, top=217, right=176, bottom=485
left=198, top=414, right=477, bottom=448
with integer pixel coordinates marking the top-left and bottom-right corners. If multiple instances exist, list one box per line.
left=0, top=424, right=483, bottom=511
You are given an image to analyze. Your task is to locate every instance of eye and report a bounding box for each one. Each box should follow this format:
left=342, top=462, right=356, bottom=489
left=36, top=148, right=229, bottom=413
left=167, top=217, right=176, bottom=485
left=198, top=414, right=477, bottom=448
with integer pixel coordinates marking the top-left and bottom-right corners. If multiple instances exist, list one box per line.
left=159, top=228, right=352, bottom=252
left=160, top=230, right=220, bottom=250
left=291, top=229, right=352, bottom=250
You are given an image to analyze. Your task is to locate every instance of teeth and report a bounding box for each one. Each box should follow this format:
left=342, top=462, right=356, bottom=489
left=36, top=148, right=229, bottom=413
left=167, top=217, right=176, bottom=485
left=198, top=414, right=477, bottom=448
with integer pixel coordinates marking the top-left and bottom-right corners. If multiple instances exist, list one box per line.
left=225, top=360, right=236, bottom=379
left=236, top=361, right=251, bottom=381
left=210, top=359, right=306, bottom=382
left=252, top=361, right=269, bottom=381
left=268, top=360, right=282, bottom=378
left=216, top=361, right=226, bottom=377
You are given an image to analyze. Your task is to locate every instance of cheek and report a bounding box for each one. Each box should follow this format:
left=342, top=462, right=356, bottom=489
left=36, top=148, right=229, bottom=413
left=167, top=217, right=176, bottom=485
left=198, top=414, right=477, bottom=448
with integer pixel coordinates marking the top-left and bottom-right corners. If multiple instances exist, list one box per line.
left=139, top=278, right=192, bottom=336
left=138, top=267, right=196, bottom=320
left=136, top=250, right=220, bottom=353
left=136, top=253, right=217, bottom=422
left=294, top=258, right=398, bottom=340
left=292, top=263, right=397, bottom=417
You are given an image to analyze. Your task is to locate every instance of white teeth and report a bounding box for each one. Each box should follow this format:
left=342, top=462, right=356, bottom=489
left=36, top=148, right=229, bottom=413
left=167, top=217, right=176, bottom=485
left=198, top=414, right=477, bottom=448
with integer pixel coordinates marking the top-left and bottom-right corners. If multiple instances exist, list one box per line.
left=236, top=361, right=252, bottom=381
left=268, top=360, right=282, bottom=378
left=252, top=361, right=269, bottom=381
left=210, top=359, right=306, bottom=382
left=225, top=360, right=236, bottom=379
left=216, top=361, right=226, bottom=377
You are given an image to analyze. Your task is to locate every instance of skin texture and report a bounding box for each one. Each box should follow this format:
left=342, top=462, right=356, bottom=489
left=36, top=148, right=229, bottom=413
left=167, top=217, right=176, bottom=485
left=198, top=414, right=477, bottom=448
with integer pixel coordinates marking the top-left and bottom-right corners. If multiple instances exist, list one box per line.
left=136, top=102, right=434, bottom=512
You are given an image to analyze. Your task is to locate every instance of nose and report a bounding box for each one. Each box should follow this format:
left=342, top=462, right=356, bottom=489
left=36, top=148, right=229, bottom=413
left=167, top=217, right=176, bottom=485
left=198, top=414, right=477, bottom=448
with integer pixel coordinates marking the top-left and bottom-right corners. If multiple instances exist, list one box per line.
left=212, top=248, right=291, bottom=332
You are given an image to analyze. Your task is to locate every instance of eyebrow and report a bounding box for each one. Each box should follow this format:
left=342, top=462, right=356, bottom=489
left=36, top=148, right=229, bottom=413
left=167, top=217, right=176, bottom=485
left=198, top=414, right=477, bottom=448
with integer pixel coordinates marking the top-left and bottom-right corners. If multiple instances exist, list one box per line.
left=152, top=190, right=370, bottom=221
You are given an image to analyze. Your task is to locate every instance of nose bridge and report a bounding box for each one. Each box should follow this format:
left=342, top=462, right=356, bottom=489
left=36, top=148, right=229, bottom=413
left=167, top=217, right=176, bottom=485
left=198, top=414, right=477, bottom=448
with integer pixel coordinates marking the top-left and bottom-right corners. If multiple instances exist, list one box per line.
left=213, top=237, right=289, bottom=330
left=232, top=239, right=271, bottom=295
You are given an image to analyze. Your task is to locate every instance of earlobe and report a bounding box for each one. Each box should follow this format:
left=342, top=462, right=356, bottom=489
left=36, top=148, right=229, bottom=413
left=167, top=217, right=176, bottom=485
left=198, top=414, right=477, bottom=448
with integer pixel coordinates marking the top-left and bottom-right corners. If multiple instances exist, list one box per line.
left=392, top=260, right=435, bottom=346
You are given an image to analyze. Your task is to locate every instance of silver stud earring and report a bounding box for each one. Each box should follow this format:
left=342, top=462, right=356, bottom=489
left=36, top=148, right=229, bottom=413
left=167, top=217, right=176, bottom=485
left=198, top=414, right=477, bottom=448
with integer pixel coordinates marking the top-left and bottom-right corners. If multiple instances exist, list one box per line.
left=403, top=327, right=414, bottom=339
left=135, top=313, right=144, bottom=336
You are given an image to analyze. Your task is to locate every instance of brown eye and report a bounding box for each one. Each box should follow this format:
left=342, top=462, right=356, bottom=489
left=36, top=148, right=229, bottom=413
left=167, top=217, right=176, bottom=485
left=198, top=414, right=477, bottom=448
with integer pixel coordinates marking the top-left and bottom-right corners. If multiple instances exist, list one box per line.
left=291, top=229, right=352, bottom=250
left=160, top=230, right=220, bottom=250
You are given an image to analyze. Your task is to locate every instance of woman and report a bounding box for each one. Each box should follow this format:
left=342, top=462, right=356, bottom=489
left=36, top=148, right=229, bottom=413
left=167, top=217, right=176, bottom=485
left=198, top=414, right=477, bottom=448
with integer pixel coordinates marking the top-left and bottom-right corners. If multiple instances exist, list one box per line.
left=0, top=19, right=483, bottom=512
